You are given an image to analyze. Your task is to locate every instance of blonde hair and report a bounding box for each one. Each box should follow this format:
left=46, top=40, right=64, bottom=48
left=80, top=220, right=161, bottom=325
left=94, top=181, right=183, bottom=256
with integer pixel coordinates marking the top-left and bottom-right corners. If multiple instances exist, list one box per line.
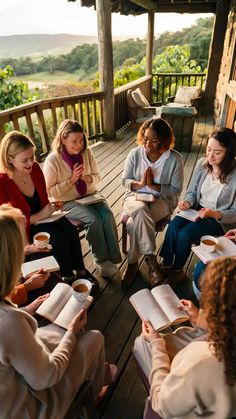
left=52, top=119, right=87, bottom=154
left=0, top=130, right=35, bottom=174
left=0, top=205, right=24, bottom=299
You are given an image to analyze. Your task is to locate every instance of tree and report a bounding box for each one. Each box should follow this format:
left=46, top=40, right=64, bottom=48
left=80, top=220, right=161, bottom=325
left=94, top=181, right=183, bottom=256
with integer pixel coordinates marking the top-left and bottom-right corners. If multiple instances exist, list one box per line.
left=0, top=65, right=38, bottom=111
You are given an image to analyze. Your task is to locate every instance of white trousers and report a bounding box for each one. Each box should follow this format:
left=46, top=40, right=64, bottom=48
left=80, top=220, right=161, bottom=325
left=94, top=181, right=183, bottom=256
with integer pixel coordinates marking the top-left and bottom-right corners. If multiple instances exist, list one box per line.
left=123, top=194, right=170, bottom=263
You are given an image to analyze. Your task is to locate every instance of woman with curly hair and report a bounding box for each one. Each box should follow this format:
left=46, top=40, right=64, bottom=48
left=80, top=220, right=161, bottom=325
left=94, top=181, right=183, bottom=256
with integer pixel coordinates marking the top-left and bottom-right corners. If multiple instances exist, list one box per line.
left=121, top=117, right=183, bottom=287
left=134, top=257, right=236, bottom=418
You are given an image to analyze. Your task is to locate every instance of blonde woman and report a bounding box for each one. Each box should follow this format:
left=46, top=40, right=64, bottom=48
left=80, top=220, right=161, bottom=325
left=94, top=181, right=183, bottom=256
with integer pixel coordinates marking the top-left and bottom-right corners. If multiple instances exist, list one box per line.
left=0, top=130, right=98, bottom=290
left=43, top=119, right=121, bottom=278
left=0, top=206, right=117, bottom=418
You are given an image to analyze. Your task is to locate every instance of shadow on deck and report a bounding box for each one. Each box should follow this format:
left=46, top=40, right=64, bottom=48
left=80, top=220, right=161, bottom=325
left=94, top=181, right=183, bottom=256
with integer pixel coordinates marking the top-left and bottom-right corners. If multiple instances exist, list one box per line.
left=81, top=115, right=214, bottom=419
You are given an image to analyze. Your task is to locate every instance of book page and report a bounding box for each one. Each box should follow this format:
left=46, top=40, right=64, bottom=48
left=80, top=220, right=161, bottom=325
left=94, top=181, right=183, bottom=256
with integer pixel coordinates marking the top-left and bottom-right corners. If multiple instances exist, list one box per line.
left=151, top=284, right=188, bottom=325
left=36, top=283, right=72, bottom=322
left=21, top=256, right=60, bottom=278
left=35, top=210, right=70, bottom=225
left=75, top=194, right=105, bottom=205
left=54, top=295, right=93, bottom=329
left=129, top=288, right=170, bottom=331
left=176, top=209, right=199, bottom=222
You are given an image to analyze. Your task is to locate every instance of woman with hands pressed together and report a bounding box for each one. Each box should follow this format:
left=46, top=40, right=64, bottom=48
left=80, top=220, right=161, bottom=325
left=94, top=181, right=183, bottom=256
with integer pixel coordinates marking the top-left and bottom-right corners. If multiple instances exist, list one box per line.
left=160, top=127, right=236, bottom=284
left=0, top=131, right=98, bottom=288
left=43, top=119, right=121, bottom=279
left=121, top=117, right=183, bottom=287
left=134, top=257, right=236, bottom=419
left=0, top=208, right=117, bottom=418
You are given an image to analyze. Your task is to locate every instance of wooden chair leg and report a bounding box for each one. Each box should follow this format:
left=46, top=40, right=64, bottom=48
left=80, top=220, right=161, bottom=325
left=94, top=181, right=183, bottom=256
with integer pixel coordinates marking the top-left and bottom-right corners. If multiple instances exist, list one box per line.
left=122, top=222, right=127, bottom=254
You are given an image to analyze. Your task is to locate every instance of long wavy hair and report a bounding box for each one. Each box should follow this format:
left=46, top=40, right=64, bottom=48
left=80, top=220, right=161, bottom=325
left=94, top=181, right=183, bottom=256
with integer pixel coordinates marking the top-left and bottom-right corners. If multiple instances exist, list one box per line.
left=205, top=127, right=236, bottom=183
left=201, top=257, right=236, bottom=386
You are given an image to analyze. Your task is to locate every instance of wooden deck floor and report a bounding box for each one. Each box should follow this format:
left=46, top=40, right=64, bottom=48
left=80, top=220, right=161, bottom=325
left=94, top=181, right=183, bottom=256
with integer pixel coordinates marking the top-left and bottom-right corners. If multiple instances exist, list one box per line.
left=81, top=116, right=214, bottom=419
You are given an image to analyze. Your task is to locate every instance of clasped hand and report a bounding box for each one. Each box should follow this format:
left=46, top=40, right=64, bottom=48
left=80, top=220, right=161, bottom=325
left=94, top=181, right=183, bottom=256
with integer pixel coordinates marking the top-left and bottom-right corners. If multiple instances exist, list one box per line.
left=140, top=167, right=154, bottom=188
left=70, top=163, right=85, bottom=184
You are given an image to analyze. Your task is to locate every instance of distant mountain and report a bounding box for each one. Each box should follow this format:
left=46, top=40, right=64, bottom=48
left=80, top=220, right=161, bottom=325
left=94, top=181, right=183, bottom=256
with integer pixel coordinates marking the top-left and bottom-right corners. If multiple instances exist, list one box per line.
left=0, top=33, right=133, bottom=58
left=0, top=34, right=98, bottom=58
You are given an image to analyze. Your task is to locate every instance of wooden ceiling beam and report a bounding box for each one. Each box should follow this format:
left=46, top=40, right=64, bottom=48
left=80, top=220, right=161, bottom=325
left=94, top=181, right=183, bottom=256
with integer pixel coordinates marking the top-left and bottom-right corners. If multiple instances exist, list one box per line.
left=129, top=0, right=156, bottom=11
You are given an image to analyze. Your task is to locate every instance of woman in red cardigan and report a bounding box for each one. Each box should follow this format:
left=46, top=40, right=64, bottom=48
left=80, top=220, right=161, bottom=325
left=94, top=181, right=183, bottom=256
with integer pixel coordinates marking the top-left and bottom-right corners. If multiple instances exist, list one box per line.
left=0, top=130, right=98, bottom=290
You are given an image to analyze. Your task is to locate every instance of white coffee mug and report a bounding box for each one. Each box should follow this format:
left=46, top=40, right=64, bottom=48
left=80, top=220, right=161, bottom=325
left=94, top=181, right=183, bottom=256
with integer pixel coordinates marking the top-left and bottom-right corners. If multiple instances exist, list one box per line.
left=33, top=232, right=50, bottom=249
left=72, top=279, right=92, bottom=301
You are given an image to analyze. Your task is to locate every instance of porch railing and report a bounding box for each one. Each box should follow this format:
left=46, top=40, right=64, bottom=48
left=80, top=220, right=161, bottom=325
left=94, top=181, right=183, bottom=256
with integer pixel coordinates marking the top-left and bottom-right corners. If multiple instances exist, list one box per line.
left=0, top=73, right=206, bottom=157
left=0, top=92, right=104, bottom=161
left=114, top=75, right=152, bottom=131
left=152, top=72, right=206, bottom=104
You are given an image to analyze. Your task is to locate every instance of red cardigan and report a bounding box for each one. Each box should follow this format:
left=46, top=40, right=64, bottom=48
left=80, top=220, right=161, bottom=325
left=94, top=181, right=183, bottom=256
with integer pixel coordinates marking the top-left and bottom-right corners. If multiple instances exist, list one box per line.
left=0, top=162, right=49, bottom=240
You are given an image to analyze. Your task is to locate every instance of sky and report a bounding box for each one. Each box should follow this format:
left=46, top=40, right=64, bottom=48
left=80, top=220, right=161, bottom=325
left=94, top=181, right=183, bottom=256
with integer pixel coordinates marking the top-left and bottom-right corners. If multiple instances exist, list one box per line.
left=0, top=0, right=213, bottom=37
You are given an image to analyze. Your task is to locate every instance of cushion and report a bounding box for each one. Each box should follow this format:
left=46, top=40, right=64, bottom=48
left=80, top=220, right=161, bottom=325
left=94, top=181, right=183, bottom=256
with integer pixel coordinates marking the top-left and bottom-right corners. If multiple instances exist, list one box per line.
left=131, top=88, right=150, bottom=108
left=161, top=105, right=197, bottom=116
left=174, top=86, right=202, bottom=105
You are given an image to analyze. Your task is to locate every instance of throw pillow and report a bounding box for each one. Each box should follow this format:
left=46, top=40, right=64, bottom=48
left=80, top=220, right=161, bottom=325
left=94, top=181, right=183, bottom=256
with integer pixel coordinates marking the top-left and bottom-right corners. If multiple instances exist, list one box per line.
left=174, top=86, right=202, bottom=105
left=131, top=88, right=150, bottom=108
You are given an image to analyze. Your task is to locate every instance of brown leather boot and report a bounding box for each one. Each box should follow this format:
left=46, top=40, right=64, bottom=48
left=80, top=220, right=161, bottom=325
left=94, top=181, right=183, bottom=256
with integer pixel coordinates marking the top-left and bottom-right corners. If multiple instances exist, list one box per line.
left=121, top=262, right=138, bottom=288
left=145, top=254, right=166, bottom=287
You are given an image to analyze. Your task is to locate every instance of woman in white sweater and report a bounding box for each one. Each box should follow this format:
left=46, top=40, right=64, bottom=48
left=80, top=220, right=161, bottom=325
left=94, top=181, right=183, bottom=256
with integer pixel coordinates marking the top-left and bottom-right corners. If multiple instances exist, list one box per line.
left=134, top=257, right=236, bottom=419
left=43, top=119, right=121, bottom=279
left=0, top=206, right=117, bottom=419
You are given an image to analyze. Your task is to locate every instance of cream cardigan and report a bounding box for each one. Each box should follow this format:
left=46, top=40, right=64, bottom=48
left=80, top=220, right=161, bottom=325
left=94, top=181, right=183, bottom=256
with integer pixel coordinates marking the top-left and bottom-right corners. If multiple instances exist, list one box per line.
left=0, top=300, right=76, bottom=418
left=149, top=338, right=236, bottom=418
left=43, top=148, right=101, bottom=201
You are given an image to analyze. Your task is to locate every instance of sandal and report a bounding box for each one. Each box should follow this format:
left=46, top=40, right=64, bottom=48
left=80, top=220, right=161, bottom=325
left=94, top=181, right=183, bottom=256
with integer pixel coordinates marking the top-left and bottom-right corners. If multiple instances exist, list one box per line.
left=95, top=363, right=119, bottom=405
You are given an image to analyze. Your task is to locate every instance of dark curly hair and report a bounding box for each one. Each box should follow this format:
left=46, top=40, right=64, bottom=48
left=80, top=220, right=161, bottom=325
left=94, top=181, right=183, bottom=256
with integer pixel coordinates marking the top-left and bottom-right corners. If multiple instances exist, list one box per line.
left=205, top=127, right=236, bottom=183
left=137, top=117, right=175, bottom=152
left=201, top=257, right=236, bottom=386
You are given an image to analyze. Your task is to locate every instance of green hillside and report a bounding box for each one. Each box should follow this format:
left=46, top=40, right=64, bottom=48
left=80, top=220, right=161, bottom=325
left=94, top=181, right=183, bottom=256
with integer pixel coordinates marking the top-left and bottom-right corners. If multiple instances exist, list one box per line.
left=0, top=34, right=98, bottom=58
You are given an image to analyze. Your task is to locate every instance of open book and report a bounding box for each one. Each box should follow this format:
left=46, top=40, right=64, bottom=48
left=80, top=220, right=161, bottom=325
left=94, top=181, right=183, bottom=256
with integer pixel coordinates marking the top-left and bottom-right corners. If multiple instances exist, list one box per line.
left=176, top=209, right=199, bottom=222
left=36, top=282, right=93, bottom=329
left=21, top=256, right=60, bottom=278
left=35, top=210, right=70, bottom=225
left=75, top=194, right=105, bottom=205
left=192, top=236, right=236, bottom=264
left=129, top=284, right=191, bottom=333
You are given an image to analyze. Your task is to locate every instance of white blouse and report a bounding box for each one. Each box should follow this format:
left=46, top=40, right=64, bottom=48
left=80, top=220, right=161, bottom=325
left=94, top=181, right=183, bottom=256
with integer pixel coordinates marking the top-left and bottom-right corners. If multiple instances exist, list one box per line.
left=199, top=173, right=224, bottom=209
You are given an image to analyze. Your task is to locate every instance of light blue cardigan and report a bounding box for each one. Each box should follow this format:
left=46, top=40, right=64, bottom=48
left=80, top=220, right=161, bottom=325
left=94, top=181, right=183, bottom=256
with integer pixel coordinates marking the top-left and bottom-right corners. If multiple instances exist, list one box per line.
left=184, top=157, right=236, bottom=232
left=122, top=147, right=184, bottom=213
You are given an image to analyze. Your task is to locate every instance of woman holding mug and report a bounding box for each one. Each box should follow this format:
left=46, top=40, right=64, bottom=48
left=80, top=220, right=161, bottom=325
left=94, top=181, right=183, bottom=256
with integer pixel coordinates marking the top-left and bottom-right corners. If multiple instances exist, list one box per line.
left=0, top=206, right=117, bottom=418
left=160, top=127, right=236, bottom=283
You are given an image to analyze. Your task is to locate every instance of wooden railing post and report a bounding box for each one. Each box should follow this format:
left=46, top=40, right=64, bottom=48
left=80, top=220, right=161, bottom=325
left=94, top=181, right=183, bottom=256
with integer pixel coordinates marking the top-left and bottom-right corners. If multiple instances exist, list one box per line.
left=96, top=0, right=115, bottom=139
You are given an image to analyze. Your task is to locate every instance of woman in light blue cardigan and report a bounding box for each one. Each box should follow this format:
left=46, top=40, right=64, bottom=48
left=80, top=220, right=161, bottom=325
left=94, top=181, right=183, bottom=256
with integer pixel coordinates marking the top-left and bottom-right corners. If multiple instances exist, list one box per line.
left=121, top=118, right=184, bottom=287
left=160, top=127, right=236, bottom=283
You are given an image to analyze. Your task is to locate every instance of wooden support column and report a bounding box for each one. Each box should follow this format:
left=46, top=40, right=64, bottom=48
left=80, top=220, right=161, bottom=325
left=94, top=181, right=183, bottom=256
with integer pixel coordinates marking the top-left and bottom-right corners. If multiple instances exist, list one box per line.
left=203, top=0, right=230, bottom=115
left=145, top=11, right=155, bottom=101
left=96, top=0, right=115, bottom=138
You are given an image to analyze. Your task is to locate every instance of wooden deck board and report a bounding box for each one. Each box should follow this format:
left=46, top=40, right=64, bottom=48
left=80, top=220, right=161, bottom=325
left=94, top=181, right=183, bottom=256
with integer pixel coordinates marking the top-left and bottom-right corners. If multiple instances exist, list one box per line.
left=80, top=117, right=214, bottom=419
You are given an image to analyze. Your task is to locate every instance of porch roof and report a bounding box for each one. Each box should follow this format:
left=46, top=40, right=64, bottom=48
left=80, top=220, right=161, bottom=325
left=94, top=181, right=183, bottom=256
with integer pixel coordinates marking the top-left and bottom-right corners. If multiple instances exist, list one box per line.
left=72, top=0, right=217, bottom=15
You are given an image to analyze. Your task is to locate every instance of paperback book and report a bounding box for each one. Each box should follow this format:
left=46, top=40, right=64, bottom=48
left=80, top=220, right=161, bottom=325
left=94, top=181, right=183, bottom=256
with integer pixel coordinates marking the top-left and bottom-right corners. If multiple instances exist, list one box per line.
left=129, top=284, right=192, bottom=333
left=21, top=256, right=60, bottom=278
left=36, top=282, right=93, bottom=329
left=192, top=236, right=236, bottom=264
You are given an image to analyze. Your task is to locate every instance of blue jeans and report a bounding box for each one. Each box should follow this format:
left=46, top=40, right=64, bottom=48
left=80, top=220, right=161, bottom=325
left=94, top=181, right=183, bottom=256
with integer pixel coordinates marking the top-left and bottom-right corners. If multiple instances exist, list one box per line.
left=192, top=261, right=206, bottom=300
left=160, top=215, right=224, bottom=269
